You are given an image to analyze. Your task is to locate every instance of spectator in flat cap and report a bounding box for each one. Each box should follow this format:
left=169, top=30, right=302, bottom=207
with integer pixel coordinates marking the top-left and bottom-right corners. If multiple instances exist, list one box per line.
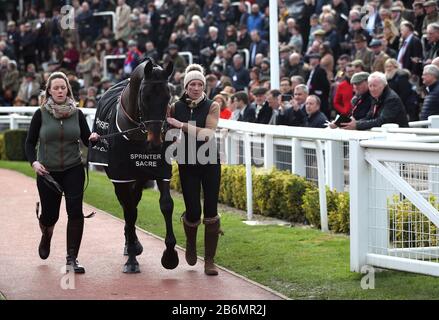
left=341, top=72, right=408, bottom=130
left=370, top=39, right=390, bottom=73
left=349, top=71, right=373, bottom=120
left=250, top=87, right=271, bottom=124
left=423, top=1, right=439, bottom=35
left=420, top=64, right=439, bottom=120
left=413, top=1, right=426, bottom=36
left=353, top=34, right=374, bottom=72
left=167, top=44, right=187, bottom=73
left=352, top=60, right=366, bottom=73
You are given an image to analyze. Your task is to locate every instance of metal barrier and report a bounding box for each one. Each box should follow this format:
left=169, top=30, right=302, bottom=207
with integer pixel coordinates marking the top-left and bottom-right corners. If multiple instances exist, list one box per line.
left=178, top=52, right=193, bottom=65
left=93, top=11, right=116, bottom=34
left=103, top=54, right=126, bottom=79
left=238, top=49, right=250, bottom=69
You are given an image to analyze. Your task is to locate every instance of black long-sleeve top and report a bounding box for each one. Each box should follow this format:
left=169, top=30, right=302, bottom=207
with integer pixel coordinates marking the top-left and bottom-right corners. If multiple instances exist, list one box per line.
left=25, top=108, right=90, bottom=166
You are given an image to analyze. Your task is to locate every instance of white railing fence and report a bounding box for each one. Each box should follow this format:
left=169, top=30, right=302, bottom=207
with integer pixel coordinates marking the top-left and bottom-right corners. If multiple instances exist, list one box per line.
left=3, top=108, right=439, bottom=276
left=350, top=139, right=439, bottom=277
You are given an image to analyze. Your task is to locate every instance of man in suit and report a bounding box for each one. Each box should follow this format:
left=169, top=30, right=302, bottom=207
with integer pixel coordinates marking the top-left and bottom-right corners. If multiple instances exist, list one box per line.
left=249, top=30, right=268, bottom=67
left=278, top=84, right=308, bottom=127
left=251, top=87, right=272, bottom=124
left=398, top=21, right=423, bottom=77
left=233, top=91, right=256, bottom=122
left=306, top=53, right=331, bottom=118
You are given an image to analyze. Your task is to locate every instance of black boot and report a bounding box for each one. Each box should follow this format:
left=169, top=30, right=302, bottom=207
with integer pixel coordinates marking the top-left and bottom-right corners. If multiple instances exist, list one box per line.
left=66, top=217, right=85, bottom=274
left=182, top=213, right=200, bottom=266
left=38, top=222, right=54, bottom=260
left=203, top=216, right=223, bottom=276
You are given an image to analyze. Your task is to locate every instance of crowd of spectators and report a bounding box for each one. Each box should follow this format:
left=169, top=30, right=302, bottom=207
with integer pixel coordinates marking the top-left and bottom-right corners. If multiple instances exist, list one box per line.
left=1, top=0, right=439, bottom=130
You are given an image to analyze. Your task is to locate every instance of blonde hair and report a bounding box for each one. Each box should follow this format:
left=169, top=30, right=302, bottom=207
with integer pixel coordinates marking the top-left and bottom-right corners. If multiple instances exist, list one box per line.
left=384, top=58, right=400, bottom=69
left=42, top=71, right=75, bottom=106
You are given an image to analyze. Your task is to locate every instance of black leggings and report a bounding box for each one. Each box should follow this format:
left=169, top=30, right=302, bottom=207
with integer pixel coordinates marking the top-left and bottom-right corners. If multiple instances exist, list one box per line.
left=178, top=164, right=221, bottom=223
left=37, top=164, right=85, bottom=226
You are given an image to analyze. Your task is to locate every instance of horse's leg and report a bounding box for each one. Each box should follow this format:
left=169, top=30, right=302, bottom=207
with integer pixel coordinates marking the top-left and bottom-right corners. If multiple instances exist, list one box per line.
left=123, top=179, right=144, bottom=256
left=114, top=182, right=141, bottom=273
left=156, top=179, right=179, bottom=269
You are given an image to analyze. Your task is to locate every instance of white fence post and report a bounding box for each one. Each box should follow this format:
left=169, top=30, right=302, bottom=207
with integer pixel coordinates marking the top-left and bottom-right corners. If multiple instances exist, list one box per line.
left=264, top=134, right=274, bottom=169
left=325, top=140, right=345, bottom=192
left=315, top=140, right=328, bottom=232
left=291, top=138, right=305, bottom=177
left=429, top=115, right=439, bottom=128
left=9, top=114, right=18, bottom=130
left=349, top=139, right=369, bottom=272
left=229, top=132, right=240, bottom=164
left=244, top=133, right=253, bottom=220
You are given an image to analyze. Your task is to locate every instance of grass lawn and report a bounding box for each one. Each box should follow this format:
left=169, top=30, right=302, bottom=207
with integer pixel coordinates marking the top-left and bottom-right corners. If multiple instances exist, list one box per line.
left=2, top=160, right=439, bottom=299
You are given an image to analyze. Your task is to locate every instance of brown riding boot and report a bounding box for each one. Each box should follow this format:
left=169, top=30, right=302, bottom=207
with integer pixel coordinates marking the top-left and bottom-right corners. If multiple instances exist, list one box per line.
left=38, top=222, right=55, bottom=260
left=182, top=213, right=200, bottom=266
left=203, top=215, right=223, bottom=276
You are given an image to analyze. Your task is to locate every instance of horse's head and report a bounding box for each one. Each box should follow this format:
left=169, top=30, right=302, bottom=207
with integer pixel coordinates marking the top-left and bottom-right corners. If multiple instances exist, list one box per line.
left=139, top=59, right=173, bottom=147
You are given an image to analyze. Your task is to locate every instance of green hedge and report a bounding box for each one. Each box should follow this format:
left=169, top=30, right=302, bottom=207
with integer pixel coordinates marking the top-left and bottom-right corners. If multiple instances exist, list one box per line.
left=0, top=134, right=5, bottom=160
left=171, top=163, right=351, bottom=232
left=3, top=129, right=27, bottom=161
left=172, top=163, right=317, bottom=224
left=302, top=187, right=350, bottom=233
left=388, top=195, right=439, bottom=248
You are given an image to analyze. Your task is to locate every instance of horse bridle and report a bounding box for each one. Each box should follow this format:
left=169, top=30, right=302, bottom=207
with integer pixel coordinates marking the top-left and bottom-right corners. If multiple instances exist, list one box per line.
left=97, top=78, right=170, bottom=140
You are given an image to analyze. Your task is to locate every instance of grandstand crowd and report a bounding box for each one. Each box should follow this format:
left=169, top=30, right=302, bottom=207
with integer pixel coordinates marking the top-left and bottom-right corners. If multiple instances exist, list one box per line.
left=1, top=0, right=439, bottom=130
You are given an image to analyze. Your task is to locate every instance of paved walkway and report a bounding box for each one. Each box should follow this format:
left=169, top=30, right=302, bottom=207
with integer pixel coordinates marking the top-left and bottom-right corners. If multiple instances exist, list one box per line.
left=0, top=169, right=285, bottom=300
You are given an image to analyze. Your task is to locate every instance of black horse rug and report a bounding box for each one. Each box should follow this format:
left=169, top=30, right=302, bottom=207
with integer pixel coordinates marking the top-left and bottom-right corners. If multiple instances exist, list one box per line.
left=88, top=79, right=172, bottom=182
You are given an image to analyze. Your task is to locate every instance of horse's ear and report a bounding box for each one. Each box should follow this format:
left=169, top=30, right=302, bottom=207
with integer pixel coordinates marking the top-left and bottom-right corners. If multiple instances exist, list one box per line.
left=164, top=61, right=174, bottom=79
left=144, top=59, right=153, bottom=78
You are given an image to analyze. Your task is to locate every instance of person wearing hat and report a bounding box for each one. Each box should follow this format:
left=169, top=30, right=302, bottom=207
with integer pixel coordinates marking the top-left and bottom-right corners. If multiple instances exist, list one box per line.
left=370, top=39, right=390, bottom=73
left=422, top=0, right=439, bottom=34
left=329, top=71, right=372, bottom=129
left=167, top=44, right=187, bottom=73
left=413, top=1, right=426, bottom=36
left=166, top=64, right=223, bottom=276
left=340, top=72, right=408, bottom=130
left=250, top=86, right=271, bottom=124
left=353, top=34, right=374, bottom=72
left=390, top=4, right=404, bottom=29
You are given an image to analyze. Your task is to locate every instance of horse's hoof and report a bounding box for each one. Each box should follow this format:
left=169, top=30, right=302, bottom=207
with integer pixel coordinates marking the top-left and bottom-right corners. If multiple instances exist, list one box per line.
left=123, top=261, right=140, bottom=274
left=161, top=249, right=179, bottom=270
left=124, top=240, right=143, bottom=256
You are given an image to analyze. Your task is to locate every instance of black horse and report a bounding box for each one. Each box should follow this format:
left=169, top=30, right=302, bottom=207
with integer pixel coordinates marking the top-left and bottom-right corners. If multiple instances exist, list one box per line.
left=89, top=59, right=178, bottom=273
